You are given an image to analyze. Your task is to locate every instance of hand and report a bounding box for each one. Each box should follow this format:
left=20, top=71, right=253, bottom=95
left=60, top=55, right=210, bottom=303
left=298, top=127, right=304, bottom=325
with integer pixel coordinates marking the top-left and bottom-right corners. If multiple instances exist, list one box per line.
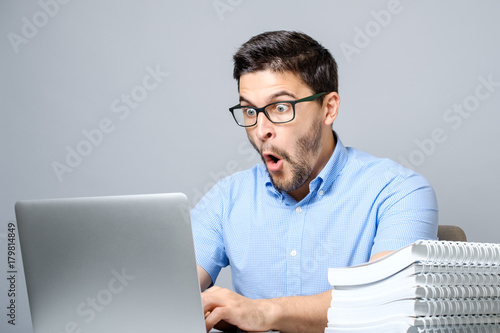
left=202, top=286, right=273, bottom=332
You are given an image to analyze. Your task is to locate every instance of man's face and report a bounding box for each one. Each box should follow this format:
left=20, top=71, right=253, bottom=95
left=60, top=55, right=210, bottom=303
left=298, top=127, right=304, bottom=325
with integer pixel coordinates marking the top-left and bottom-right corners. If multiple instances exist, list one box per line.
left=239, top=70, right=332, bottom=195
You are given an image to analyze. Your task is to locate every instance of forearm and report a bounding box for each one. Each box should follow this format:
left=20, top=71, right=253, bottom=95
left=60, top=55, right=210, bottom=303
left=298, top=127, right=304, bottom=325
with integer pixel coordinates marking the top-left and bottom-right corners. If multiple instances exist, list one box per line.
left=255, top=253, right=390, bottom=332
left=262, top=290, right=331, bottom=333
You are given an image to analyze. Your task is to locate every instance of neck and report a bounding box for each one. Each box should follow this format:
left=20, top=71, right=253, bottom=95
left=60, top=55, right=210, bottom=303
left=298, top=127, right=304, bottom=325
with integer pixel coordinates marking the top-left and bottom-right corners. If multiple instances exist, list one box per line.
left=288, top=131, right=336, bottom=202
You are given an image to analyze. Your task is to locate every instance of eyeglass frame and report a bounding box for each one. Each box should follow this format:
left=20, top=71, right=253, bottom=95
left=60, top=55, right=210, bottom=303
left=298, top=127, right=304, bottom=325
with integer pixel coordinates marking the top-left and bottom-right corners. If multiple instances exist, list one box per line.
left=228, top=92, right=328, bottom=127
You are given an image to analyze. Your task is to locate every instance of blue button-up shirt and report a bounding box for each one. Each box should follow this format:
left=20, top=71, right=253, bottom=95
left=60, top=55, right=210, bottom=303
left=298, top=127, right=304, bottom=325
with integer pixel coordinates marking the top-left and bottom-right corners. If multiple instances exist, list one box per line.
left=191, top=135, right=438, bottom=299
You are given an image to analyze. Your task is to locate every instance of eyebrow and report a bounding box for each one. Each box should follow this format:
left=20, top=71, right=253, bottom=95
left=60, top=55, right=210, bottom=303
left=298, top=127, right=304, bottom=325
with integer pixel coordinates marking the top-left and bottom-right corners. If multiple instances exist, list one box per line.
left=239, top=90, right=298, bottom=106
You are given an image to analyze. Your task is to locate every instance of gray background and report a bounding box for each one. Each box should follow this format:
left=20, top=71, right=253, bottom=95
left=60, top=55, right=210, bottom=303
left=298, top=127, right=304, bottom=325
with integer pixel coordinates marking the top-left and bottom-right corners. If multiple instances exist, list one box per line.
left=1, top=0, right=499, bottom=331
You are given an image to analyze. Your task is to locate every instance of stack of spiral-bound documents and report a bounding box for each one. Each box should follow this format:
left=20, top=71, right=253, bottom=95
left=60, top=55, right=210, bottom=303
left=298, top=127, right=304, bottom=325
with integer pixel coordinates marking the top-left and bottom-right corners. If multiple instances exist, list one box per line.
left=325, top=240, right=500, bottom=332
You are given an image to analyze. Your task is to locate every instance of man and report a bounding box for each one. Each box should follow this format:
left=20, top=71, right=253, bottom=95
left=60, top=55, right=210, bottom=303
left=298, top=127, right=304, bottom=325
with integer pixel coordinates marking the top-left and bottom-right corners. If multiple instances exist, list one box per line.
left=190, top=30, right=438, bottom=332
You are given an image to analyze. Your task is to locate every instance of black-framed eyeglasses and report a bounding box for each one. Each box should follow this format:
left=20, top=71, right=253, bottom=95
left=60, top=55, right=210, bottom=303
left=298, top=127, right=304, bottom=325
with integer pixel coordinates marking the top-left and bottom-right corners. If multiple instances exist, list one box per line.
left=228, top=92, right=328, bottom=127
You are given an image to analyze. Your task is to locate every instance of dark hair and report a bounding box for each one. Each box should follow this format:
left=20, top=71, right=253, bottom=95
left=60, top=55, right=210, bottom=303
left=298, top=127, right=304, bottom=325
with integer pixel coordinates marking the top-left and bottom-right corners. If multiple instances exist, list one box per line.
left=233, top=31, right=338, bottom=102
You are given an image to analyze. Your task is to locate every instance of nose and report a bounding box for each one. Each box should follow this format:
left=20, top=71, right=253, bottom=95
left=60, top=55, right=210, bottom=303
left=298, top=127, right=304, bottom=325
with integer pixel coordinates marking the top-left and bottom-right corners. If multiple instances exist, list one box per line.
left=254, top=111, right=275, bottom=142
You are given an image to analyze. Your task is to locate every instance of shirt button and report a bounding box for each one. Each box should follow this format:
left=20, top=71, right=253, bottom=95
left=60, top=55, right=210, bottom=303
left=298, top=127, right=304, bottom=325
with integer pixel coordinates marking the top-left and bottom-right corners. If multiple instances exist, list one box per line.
left=318, top=190, right=324, bottom=196
left=290, top=250, right=297, bottom=257
left=296, top=207, right=302, bottom=213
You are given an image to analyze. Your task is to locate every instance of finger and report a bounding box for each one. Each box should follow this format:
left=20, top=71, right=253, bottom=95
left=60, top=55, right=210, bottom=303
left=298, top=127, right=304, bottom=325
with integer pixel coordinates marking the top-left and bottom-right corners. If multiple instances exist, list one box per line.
left=204, top=285, right=222, bottom=294
left=202, top=293, right=223, bottom=313
left=202, top=288, right=230, bottom=312
left=205, top=306, right=229, bottom=331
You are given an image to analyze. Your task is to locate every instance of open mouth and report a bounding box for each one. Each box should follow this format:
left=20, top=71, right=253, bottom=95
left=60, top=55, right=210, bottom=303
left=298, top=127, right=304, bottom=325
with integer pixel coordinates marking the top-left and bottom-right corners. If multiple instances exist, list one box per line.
left=263, top=153, right=283, bottom=172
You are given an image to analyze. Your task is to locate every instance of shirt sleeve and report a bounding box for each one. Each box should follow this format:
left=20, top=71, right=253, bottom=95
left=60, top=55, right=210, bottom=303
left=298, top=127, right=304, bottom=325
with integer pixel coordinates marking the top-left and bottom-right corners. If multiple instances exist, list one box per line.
left=371, top=168, right=439, bottom=257
left=190, top=179, right=229, bottom=286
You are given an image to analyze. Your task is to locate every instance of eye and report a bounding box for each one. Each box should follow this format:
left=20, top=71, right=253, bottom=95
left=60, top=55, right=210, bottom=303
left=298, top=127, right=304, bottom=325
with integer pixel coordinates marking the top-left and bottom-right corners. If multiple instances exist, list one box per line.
left=244, top=108, right=257, bottom=117
left=275, top=104, right=289, bottom=113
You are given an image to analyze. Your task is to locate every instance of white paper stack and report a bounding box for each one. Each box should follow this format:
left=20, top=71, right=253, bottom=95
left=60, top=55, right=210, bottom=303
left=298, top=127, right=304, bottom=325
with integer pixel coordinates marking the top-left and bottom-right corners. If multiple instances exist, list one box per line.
left=325, top=240, right=500, bottom=332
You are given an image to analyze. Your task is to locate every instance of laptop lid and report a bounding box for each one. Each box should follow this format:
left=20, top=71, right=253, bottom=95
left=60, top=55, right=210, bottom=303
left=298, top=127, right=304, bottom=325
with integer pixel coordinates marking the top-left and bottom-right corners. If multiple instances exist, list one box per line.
left=15, top=193, right=206, bottom=333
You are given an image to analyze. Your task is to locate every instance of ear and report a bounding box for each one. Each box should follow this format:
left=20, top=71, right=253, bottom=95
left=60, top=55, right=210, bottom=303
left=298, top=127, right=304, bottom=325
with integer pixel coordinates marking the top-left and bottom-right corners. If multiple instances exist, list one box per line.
left=322, top=92, right=340, bottom=126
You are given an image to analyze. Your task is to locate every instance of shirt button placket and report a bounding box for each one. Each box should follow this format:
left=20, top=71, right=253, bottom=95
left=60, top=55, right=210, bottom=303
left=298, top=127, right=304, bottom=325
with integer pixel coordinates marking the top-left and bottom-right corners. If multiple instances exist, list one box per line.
left=287, top=205, right=304, bottom=296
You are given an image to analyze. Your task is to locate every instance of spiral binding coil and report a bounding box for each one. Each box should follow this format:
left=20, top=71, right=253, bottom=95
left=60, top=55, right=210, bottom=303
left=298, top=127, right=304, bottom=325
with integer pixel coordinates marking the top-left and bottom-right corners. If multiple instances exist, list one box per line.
left=419, top=298, right=500, bottom=317
left=416, top=314, right=500, bottom=332
left=419, top=285, right=500, bottom=299
left=416, top=240, right=500, bottom=267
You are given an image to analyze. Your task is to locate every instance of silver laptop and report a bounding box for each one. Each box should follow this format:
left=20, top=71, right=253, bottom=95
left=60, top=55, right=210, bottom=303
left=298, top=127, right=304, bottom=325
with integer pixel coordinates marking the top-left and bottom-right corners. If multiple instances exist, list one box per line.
left=15, top=193, right=206, bottom=333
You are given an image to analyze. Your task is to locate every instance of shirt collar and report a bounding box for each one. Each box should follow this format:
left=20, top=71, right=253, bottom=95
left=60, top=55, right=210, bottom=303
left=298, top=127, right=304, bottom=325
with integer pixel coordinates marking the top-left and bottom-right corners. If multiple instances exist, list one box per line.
left=263, top=131, right=348, bottom=199
left=313, top=131, right=348, bottom=193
